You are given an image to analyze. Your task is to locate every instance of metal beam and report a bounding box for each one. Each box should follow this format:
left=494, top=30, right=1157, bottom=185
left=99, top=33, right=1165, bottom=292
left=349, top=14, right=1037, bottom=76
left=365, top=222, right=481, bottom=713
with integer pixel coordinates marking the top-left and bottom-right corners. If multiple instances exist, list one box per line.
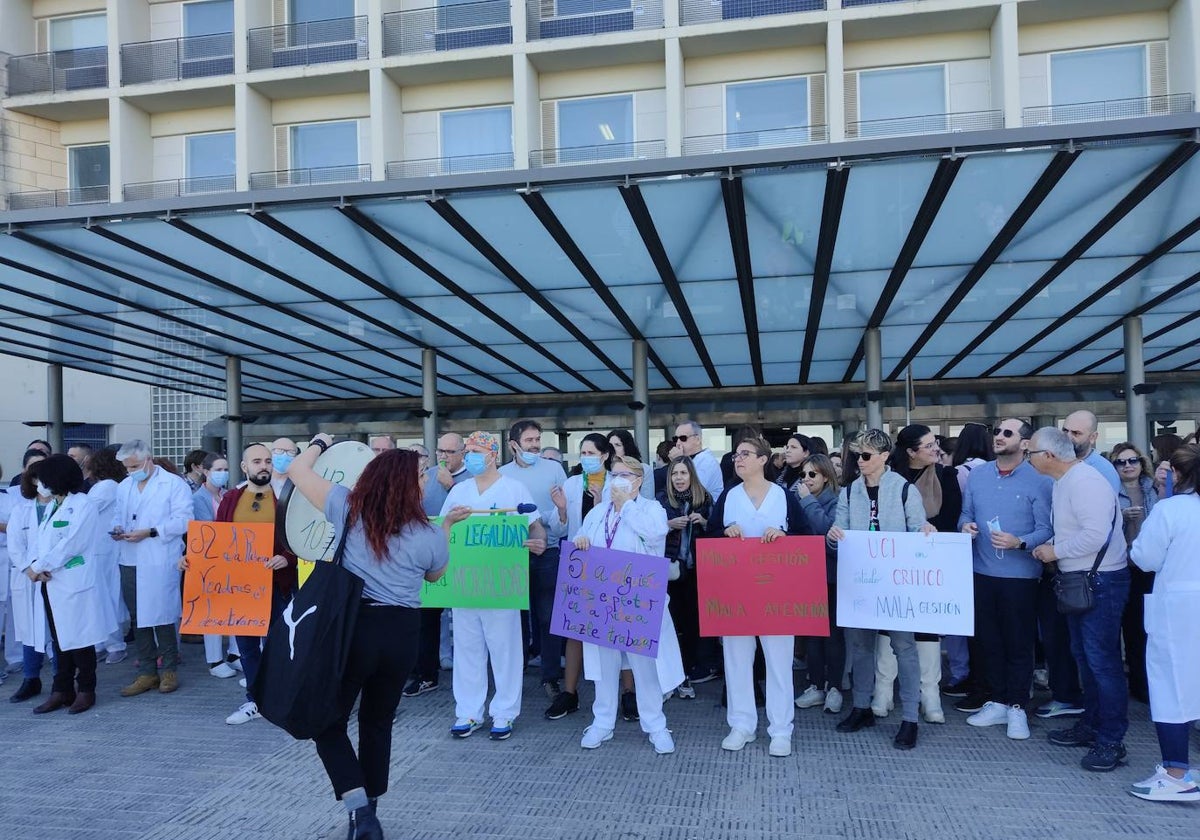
left=520, top=192, right=680, bottom=390
left=632, top=338, right=650, bottom=463
left=422, top=349, right=438, bottom=456
left=720, top=175, right=763, bottom=386
left=0, top=345, right=230, bottom=402
left=1124, top=317, right=1148, bottom=454
left=936, top=141, right=1199, bottom=379
left=227, top=357, right=243, bottom=485
left=46, top=363, right=64, bottom=453
left=865, top=327, right=882, bottom=430
left=843, top=155, right=965, bottom=382
left=620, top=184, right=722, bottom=388
left=799, top=165, right=850, bottom=384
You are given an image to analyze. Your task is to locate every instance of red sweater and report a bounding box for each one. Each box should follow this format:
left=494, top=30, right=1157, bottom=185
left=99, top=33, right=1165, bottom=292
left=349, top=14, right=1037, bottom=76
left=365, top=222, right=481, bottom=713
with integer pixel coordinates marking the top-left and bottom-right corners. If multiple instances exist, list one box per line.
left=214, top=485, right=299, bottom=595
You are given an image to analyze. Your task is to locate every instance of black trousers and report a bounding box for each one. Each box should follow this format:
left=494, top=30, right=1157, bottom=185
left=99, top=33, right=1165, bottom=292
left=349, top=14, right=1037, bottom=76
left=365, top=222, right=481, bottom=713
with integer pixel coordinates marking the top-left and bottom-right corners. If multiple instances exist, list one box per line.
left=41, top=583, right=97, bottom=694
left=409, top=607, right=442, bottom=682
left=1037, top=571, right=1082, bottom=705
left=805, top=582, right=845, bottom=692
left=314, top=604, right=420, bottom=799
left=974, top=573, right=1039, bottom=707
left=1121, top=564, right=1154, bottom=703
left=667, top=568, right=719, bottom=674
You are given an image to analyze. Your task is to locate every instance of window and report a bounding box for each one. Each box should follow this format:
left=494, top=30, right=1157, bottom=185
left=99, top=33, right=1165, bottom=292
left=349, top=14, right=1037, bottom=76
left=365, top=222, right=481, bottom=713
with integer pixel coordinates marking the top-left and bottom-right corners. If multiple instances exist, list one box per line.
left=184, top=0, right=234, bottom=35
left=64, top=423, right=109, bottom=453
left=290, top=121, right=359, bottom=172
left=557, top=95, right=634, bottom=162
left=1051, top=45, right=1147, bottom=105
left=858, top=64, right=946, bottom=136
left=291, top=0, right=354, bottom=22
left=49, top=14, right=106, bottom=51
left=726, top=77, right=809, bottom=148
left=185, top=132, right=235, bottom=193
left=68, top=144, right=109, bottom=202
left=441, top=107, right=513, bottom=172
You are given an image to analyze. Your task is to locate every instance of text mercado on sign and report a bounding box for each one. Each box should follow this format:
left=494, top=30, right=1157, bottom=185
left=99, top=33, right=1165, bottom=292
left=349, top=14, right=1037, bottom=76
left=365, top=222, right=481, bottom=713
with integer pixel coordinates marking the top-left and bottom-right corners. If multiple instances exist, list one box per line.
left=181, top=521, right=275, bottom=636
left=420, top=514, right=531, bottom=609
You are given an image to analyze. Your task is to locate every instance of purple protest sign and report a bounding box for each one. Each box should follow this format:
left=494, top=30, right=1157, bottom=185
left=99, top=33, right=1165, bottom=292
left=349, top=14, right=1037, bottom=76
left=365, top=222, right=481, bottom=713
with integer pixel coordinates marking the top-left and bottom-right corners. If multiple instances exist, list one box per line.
left=550, top=543, right=669, bottom=657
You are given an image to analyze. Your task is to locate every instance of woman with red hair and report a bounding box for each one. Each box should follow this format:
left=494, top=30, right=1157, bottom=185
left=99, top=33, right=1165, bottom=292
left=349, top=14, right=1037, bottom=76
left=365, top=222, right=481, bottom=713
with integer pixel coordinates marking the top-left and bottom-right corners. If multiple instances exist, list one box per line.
left=288, top=433, right=449, bottom=840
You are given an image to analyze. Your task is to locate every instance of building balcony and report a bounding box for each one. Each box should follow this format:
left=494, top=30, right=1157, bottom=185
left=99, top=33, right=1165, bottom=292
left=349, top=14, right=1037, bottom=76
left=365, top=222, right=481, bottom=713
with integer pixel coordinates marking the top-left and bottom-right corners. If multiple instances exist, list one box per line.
left=530, top=139, right=665, bottom=167
left=123, top=175, right=237, bottom=202
left=679, top=0, right=823, bottom=26
left=249, top=163, right=371, bottom=189
left=526, top=0, right=663, bottom=42
left=6, top=47, right=108, bottom=96
left=121, top=33, right=234, bottom=85
left=682, top=124, right=827, bottom=155
left=847, top=109, right=1003, bottom=140
left=386, top=152, right=516, bottom=178
left=248, top=17, right=368, bottom=71
left=1022, top=93, right=1195, bottom=127
left=8, top=185, right=110, bottom=210
left=383, top=1, right=512, bottom=57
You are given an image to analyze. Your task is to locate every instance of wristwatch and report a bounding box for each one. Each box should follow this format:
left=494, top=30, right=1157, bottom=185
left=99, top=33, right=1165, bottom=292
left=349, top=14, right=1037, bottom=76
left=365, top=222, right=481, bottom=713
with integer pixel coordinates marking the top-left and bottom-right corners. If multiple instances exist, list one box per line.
left=1017, top=540, right=1027, bottom=551
left=149, top=527, right=159, bottom=538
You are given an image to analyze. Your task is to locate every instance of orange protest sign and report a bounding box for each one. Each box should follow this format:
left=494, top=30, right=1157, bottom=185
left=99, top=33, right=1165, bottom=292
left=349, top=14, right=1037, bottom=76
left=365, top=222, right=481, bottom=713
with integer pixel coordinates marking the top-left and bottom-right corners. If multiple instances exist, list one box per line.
left=181, top=521, right=275, bottom=637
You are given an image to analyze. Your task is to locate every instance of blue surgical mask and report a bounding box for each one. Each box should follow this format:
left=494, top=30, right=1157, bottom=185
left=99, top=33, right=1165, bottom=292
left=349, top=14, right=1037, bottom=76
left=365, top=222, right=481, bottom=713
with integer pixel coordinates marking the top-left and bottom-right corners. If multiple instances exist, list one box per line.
left=580, top=455, right=603, bottom=475
left=210, top=470, right=229, bottom=488
left=129, top=467, right=148, bottom=483
left=272, top=453, right=294, bottom=473
left=519, top=450, right=541, bottom=466
left=464, top=452, right=488, bottom=476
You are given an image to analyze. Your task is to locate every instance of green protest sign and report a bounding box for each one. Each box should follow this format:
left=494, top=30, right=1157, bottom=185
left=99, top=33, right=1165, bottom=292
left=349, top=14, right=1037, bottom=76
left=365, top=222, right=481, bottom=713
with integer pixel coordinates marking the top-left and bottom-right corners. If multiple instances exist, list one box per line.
left=420, top=515, right=530, bottom=609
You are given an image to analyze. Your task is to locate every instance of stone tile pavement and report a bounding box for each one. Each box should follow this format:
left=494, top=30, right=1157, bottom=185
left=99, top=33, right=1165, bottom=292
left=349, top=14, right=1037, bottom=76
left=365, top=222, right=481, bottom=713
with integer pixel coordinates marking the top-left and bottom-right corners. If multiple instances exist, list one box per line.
left=1, top=651, right=1197, bottom=840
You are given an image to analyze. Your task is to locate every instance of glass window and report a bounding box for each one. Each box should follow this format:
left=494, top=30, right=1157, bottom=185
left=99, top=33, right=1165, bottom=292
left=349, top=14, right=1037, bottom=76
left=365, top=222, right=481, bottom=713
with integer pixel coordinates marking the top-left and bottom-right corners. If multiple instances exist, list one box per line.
left=858, top=64, right=946, bottom=135
left=68, top=144, right=109, bottom=200
left=290, top=121, right=359, bottom=170
left=726, top=77, right=809, bottom=147
left=440, top=107, right=513, bottom=172
left=291, top=0, right=354, bottom=22
left=186, top=132, right=235, bottom=191
left=1051, top=45, right=1147, bottom=105
left=183, top=0, right=233, bottom=35
left=49, top=14, right=107, bottom=51
left=557, top=95, right=633, bottom=161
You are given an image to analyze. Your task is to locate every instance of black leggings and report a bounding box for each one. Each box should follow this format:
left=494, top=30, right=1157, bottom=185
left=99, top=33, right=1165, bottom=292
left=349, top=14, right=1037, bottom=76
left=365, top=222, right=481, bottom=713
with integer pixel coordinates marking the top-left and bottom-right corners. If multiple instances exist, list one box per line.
left=314, top=604, right=420, bottom=799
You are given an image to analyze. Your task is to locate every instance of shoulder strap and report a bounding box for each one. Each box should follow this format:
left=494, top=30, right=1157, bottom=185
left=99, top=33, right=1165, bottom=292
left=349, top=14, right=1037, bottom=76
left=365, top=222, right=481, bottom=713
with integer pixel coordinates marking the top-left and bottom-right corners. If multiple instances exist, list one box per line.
left=845, top=485, right=852, bottom=504
left=1089, top=503, right=1119, bottom=574
left=902, top=482, right=910, bottom=505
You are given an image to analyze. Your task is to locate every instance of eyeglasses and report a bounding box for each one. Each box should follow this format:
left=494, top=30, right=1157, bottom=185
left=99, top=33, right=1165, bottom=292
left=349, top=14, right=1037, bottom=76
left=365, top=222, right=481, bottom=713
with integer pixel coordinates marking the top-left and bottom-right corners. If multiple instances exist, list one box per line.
left=803, top=470, right=820, bottom=479
left=995, top=428, right=1017, bottom=438
left=732, top=450, right=760, bottom=460
left=611, top=472, right=638, bottom=480
left=673, top=434, right=693, bottom=443
left=856, top=451, right=878, bottom=462
left=271, top=448, right=298, bottom=456
left=435, top=448, right=462, bottom=456
left=251, top=492, right=264, bottom=512
left=1026, top=449, right=1047, bottom=457
left=919, top=441, right=940, bottom=451
left=1113, top=457, right=1140, bottom=467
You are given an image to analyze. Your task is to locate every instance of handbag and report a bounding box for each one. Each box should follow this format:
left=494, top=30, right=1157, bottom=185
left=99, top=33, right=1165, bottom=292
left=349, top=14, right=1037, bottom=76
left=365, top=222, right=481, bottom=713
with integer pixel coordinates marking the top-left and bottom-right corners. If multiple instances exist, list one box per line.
left=251, top=530, right=363, bottom=740
left=1053, top=507, right=1116, bottom=616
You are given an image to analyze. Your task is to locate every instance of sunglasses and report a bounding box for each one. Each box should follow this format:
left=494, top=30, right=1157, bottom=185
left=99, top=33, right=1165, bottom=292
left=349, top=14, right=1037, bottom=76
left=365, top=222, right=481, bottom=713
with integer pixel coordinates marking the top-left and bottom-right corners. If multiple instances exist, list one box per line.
left=995, top=429, right=1017, bottom=438
left=251, top=492, right=264, bottom=512
left=673, top=434, right=693, bottom=443
left=803, top=470, right=820, bottom=479
left=856, top=451, right=878, bottom=462
left=1113, top=457, right=1140, bottom=467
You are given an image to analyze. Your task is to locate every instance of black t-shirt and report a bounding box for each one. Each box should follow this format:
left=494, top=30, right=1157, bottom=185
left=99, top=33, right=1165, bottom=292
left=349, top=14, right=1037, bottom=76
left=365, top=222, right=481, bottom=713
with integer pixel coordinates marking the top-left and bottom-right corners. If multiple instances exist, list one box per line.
left=866, top=485, right=880, bottom=531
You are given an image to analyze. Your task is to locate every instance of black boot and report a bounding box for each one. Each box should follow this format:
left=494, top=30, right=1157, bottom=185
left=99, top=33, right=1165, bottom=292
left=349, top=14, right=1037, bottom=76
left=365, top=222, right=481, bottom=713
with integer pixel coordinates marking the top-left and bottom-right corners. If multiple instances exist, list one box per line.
left=367, top=798, right=378, bottom=814
left=894, top=720, right=919, bottom=750
left=10, top=678, right=42, bottom=703
left=836, top=707, right=876, bottom=733
left=346, top=806, right=383, bottom=840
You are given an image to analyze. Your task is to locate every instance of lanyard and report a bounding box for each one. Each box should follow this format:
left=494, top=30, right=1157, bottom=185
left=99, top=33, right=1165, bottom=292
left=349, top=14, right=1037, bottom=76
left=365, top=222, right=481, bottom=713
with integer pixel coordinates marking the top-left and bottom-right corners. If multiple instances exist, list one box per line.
left=603, top=504, right=623, bottom=549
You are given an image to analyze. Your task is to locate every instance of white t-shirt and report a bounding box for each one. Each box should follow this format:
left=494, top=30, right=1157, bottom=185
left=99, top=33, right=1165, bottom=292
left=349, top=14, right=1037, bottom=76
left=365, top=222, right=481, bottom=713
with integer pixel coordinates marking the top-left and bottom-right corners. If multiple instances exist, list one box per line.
left=721, top=483, right=787, bottom=539
left=440, top=473, right=539, bottom=526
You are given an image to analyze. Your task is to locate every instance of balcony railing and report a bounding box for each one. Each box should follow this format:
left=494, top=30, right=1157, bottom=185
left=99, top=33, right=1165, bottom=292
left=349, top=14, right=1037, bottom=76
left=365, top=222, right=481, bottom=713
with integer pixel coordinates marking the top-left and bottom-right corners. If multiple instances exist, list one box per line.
left=123, top=175, right=237, bottom=202
left=1022, top=93, right=1195, bottom=127
left=6, top=47, right=108, bottom=96
left=843, top=0, right=913, bottom=6
left=847, top=109, right=1003, bottom=139
left=385, top=152, right=516, bottom=179
left=682, top=124, right=827, bottom=155
left=527, top=0, right=663, bottom=41
left=530, top=139, right=666, bottom=167
left=383, top=1, right=512, bottom=56
left=679, top=0, right=823, bottom=26
left=248, top=17, right=368, bottom=71
left=248, top=163, right=371, bottom=189
left=8, top=185, right=111, bottom=210
left=121, top=33, right=234, bottom=84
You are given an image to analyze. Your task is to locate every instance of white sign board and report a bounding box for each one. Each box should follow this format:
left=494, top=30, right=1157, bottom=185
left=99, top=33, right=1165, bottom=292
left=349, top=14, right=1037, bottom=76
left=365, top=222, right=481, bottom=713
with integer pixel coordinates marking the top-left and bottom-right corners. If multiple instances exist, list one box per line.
left=280, top=440, right=374, bottom=562
left=836, top=530, right=974, bottom=636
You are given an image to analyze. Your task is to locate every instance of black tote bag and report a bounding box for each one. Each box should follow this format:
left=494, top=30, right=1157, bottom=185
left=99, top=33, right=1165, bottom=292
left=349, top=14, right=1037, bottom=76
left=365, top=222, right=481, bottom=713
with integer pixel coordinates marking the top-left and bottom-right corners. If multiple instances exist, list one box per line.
left=251, top=532, right=363, bottom=740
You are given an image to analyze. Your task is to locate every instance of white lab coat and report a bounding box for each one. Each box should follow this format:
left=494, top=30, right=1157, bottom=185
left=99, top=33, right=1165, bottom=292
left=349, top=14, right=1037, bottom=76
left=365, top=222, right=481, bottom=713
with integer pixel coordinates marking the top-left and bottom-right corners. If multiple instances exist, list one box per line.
left=1130, top=493, right=1200, bottom=724
left=88, top=479, right=126, bottom=626
left=561, top=474, right=611, bottom=543
left=27, top=493, right=118, bottom=652
left=112, top=466, right=193, bottom=627
left=0, top=486, right=14, bottom=602
left=6, top=496, right=38, bottom=646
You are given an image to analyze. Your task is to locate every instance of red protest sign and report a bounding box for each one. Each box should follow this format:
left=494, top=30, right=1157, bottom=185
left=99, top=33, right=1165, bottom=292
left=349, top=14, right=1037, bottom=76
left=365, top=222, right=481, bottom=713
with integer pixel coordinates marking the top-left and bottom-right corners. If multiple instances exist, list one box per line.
left=695, top=536, right=829, bottom=637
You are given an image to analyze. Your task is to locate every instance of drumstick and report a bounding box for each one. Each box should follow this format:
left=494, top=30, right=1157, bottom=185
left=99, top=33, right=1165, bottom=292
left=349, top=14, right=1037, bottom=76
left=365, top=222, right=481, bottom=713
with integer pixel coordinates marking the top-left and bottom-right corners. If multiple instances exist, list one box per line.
left=465, top=503, right=538, bottom=514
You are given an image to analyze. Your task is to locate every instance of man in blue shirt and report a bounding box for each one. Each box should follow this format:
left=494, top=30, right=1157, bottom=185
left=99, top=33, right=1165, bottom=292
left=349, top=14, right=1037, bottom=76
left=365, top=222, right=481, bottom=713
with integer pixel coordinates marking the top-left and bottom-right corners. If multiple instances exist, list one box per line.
left=1062, top=410, right=1121, bottom=494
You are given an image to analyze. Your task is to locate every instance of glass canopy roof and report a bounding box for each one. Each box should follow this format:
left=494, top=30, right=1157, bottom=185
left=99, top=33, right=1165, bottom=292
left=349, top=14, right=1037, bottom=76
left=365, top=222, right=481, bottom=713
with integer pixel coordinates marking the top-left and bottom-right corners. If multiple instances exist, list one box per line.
left=2, top=116, right=1198, bottom=404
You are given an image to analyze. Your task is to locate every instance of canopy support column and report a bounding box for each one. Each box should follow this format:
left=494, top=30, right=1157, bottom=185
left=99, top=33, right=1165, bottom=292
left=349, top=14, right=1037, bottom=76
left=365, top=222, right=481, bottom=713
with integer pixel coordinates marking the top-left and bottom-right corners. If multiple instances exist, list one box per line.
left=226, top=356, right=243, bottom=485
left=632, top=339, right=650, bottom=466
left=1123, top=316, right=1149, bottom=455
left=47, top=363, right=64, bottom=454
left=422, top=349, right=438, bottom=456
left=865, top=328, right=883, bottom=431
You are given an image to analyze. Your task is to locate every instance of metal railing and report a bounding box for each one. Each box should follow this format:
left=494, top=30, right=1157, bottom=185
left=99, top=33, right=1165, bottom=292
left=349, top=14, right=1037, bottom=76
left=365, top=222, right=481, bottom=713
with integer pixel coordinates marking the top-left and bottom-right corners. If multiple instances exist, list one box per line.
left=385, top=152, right=516, bottom=179
left=121, top=33, right=234, bottom=84
left=248, top=163, right=371, bottom=189
left=248, top=17, right=368, bottom=71
left=843, top=0, right=914, bottom=6
left=529, top=139, right=666, bottom=167
left=8, top=185, right=111, bottom=210
left=679, top=0, right=823, bottom=26
left=847, top=109, right=1003, bottom=139
left=382, top=1, right=512, bottom=56
left=682, top=124, right=827, bottom=155
left=123, top=175, right=237, bottom=202
left=527, top=0, right=663, bottom=41
left=6, top=47, right=108, bottom=96
left=1022, top=93, right=1195, bottom=127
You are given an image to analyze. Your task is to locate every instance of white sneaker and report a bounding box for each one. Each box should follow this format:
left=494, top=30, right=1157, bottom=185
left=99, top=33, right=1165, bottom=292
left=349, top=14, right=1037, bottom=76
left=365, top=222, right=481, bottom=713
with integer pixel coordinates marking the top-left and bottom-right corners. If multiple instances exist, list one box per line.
left=768, top=735, right=791, bottom=757
left=649, top=729, right=675, bottom=755
left=238, top=677, right=247, bottom=688
left=675, top=680, right=696, bottom=700
left=967, top=701, right=1010, bottom=727
left=580, top=726, right=614, bottom=749
left=1006, top=705, right=1031, bottom=740
left=721, top=728, right=756, bottom=751
left=105, top=649, right=127, bottom=665
left=225, top=701, right=260, bottom=725
left=794, top=685, right=826, bottom=709
left=209, top=662, right=238, bottom=679
left=922, top=700, right=945, bottom=724
left=1129, top=766, right=1200, bottom=802
left=870, top=702, right=891, bottom=719
left=823, top=687, right=844, bottom=715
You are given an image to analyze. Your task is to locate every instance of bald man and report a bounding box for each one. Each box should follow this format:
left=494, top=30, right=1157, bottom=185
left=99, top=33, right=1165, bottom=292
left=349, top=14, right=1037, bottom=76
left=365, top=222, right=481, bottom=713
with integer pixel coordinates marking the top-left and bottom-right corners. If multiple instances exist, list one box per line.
left=369, top=435, right=396, bottom=456
left=1061, top=411, right=1120, bottom=495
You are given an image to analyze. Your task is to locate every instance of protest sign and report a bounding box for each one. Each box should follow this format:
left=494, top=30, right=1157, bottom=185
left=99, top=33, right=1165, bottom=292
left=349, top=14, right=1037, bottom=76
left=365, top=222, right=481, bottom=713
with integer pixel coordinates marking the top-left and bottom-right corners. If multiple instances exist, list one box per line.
left=550, top=544, right=669, bottom=656
left=836, top=530, right=974, bottom=636
left=181, top=521, right=275, bottom=636
left=420, top=515, right=530, bottom=609
left=695, top=536, right=828, bottom=637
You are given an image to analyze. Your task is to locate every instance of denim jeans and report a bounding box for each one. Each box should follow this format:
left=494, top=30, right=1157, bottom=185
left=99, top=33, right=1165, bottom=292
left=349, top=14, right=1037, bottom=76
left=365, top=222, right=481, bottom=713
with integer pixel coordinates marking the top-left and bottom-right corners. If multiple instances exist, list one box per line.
left=22, top=644, right=45, bottom=680
left=529, top=547, right=563, bottom=685
left=1064, top=567, right=1130, bottom=746
left=1038, top=571, right=1082, bottom=705
left=237, top=583, right=290, bottom=702
left=847, top=628, right=920, bottom=721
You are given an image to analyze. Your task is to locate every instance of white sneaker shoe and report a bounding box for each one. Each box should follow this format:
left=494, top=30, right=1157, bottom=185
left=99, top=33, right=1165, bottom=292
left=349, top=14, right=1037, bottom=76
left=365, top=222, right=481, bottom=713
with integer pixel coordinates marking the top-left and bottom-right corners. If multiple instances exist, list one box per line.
left=209, top=662, right=238, bottom=679
left=225, top=701, right=260, bottom=725
left=768, top=735, right=792, bottom=757
left=580, top=726, right=614, bottom=749
left=649, top=729, right=675, bottom=755
left=823, top=687, right=844, bottom=715
left=238, top=677, right=247, bottom=688
left=1006, top=705, right=1031, bottom=740
left=1129, top=766, right=1200, bottom=802
left=794, top=685, right=826, bottom=709
left=967, top=701, right=1010, bottom=727
left=721, top=728, right=756, bottom=751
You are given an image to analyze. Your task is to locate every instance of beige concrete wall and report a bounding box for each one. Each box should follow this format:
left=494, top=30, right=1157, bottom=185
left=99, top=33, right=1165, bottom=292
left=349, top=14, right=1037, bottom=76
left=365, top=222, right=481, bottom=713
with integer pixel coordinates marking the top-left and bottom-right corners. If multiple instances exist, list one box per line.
left=844, top=30, right=991, bottom=70
left=1018, top=12, right=1170, bottom=55
left=1, top=109, right=67, bottom=195
left=149, top=0, right=183, bottom=42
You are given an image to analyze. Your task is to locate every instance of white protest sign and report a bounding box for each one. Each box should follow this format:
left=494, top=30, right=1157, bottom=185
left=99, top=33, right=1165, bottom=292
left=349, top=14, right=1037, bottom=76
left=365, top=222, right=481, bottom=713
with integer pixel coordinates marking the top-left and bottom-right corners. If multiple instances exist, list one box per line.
left=836, top=530, right=974, bottom=636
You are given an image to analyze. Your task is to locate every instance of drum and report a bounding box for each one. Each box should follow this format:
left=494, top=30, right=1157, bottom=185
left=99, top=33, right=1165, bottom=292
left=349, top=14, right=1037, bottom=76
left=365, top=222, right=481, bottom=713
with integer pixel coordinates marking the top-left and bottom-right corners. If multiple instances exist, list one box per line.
left=279, top=440, right=374, bottom=562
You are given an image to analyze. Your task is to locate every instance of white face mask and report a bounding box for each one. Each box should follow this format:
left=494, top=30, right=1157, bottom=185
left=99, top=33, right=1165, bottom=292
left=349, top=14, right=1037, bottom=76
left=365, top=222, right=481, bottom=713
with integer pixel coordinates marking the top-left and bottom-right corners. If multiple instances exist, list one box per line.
left=35, top=480, right=51, bottom=498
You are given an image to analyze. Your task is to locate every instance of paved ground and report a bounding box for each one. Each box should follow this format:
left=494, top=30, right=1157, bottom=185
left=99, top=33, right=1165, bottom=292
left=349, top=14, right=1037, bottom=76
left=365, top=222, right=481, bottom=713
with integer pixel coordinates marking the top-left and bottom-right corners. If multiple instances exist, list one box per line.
left=1, top=650, right=1196, bottom=840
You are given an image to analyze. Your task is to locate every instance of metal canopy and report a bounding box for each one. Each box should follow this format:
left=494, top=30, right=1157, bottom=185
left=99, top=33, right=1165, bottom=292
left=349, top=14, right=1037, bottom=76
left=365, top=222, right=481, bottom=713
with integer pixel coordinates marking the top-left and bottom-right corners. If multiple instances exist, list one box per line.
left=2, top=115, right=1200, bottom=403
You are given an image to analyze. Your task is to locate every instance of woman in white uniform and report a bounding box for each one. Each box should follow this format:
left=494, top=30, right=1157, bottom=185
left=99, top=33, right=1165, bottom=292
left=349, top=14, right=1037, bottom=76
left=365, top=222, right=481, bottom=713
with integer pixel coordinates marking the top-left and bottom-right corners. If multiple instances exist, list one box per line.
left=7, top=452, right=48, bottom=703
left=706, top=435, right=810, bottom=758
left=573, top=456, right=683, bottom=754
left=85, top=448, right=129, bottom=665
